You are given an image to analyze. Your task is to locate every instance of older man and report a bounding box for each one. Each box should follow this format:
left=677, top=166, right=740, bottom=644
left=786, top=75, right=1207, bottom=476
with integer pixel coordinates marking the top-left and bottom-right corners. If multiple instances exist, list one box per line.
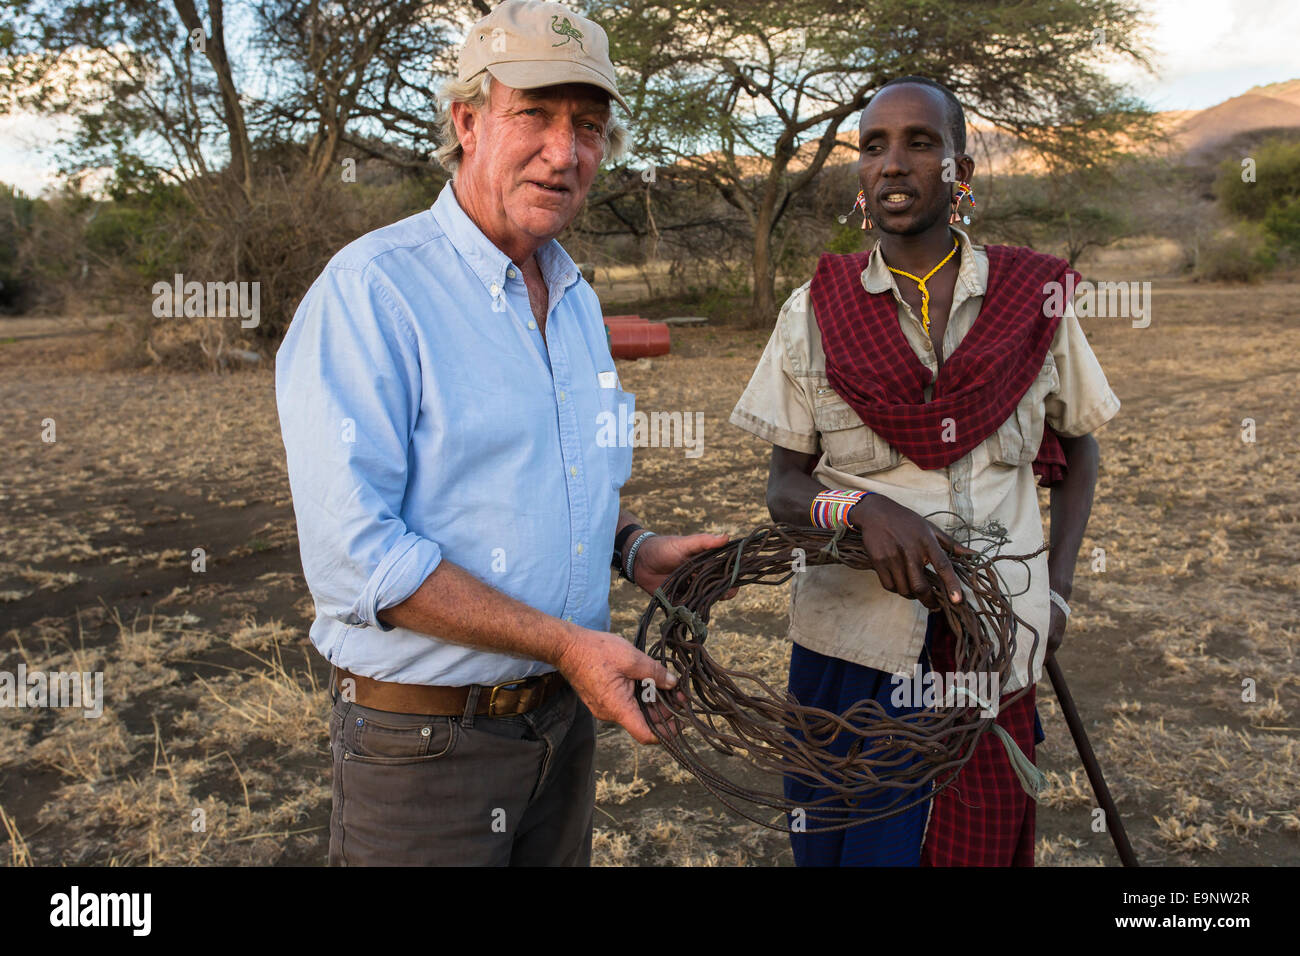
left=276, top=0, right=725, bottom=867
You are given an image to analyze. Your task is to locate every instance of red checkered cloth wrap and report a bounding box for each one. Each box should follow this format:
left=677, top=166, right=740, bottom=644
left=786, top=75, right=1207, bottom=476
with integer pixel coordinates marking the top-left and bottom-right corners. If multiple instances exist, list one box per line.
left=809, top=243, right=1079, bottom=486
left=921, top=614, right=1038, bottom=867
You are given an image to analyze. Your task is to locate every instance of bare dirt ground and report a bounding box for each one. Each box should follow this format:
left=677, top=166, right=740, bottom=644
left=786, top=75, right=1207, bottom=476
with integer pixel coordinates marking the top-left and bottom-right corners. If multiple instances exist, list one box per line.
left=1, top=273, right=1297, bottom=867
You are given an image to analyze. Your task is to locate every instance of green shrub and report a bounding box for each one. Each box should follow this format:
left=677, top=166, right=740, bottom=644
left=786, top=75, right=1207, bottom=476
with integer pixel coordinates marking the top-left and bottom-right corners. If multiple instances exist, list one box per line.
left=1209, top=137, right=1300, bottom=273
left=1216, top=138, right=1300, bottom=222
left=1262, top=196, right=1300, bottom=251
left=1194, top=227, right=1277, bottom=283
left=826, top=220, right=867, bottom=255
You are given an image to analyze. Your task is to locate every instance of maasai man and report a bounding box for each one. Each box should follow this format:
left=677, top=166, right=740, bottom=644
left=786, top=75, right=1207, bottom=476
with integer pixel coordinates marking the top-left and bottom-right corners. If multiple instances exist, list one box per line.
left=730, top=76, right=1119, bottom=866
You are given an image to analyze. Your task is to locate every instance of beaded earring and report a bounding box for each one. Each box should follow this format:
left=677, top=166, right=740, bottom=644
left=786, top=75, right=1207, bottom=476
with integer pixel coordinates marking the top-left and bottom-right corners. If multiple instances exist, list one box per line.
left=950, top=181, right=976, bottom=225
left=839, top=189, right=873, bottom=230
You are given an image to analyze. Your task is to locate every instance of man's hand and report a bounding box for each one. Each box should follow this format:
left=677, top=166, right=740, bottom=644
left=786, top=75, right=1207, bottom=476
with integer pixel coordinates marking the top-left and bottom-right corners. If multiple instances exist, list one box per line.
left=849, top=494, right=971, bottom=611
left=631, top=532, right=730, bottom=595
left=555, top=625, right=680, bottom=744
left=1046, top=602, right=1067, bottom=658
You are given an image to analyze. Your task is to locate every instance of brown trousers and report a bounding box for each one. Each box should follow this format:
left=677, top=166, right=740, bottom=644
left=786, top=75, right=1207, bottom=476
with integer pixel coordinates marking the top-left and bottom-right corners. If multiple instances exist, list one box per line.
left=327, top=678, right=596, bottom=866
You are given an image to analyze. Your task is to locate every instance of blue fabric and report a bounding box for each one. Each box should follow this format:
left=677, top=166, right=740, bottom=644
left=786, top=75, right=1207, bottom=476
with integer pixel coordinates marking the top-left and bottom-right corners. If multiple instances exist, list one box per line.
left=785, top=634, right=935, bottom=867
left=275, top=183, right=634, bottom=686
left=785, top=616, right=1046, bottom=866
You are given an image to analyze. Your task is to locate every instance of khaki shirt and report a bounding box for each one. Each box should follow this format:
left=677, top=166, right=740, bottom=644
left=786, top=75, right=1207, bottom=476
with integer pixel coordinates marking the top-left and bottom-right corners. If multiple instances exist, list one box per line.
left=729, top=228, right=1120, bottom=691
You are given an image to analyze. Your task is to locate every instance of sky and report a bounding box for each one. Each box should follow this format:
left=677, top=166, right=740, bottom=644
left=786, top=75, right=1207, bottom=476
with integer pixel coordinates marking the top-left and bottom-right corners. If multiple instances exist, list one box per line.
left=2, top=0, right=1298, bottom=197
left=1112, top=0, right=1300, bottom=111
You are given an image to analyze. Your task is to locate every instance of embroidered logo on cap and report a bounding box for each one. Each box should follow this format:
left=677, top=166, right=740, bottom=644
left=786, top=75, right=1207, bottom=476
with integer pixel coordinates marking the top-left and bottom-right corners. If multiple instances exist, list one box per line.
left=551, top=15, right=585, bottom=51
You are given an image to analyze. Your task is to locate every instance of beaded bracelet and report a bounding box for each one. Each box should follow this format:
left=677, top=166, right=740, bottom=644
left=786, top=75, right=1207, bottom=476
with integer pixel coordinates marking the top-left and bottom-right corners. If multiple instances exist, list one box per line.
left=810, top=489, right=871, bottom=530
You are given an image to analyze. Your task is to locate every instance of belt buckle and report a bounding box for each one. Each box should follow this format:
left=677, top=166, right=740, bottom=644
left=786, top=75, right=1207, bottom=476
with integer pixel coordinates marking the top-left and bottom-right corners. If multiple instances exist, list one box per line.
left=487, top=677, right=529, bottom=716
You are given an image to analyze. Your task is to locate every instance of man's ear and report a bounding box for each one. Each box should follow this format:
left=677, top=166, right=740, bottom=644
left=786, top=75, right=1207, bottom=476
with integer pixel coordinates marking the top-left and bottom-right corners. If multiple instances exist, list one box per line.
left=451, top=100, right=479, bottom=158
left=956, top=152, right=975, bottom=183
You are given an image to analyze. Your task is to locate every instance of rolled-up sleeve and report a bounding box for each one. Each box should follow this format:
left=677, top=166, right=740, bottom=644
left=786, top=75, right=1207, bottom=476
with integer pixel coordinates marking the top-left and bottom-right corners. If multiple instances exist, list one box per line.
left=275, top=262, right=442, bottom=632
left=1044, top=302, right=1122, bottom=437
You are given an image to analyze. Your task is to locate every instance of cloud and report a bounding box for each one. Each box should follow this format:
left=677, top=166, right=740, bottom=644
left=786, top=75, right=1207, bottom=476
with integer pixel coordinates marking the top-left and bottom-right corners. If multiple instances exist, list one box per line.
left=1111, top=0, right=1300, bottom=109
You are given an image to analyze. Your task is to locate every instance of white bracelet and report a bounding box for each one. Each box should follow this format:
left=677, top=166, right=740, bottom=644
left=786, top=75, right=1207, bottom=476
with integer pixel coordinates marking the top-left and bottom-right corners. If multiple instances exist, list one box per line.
left=1049, top=589, right=1071, bottom=618
left=623, top=530, right=656, bottom=584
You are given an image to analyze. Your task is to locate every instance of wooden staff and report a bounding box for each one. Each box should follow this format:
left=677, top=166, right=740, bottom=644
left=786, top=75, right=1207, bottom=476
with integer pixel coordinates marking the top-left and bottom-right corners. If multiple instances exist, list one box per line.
left=1045, top=655, right=1139, bottom=866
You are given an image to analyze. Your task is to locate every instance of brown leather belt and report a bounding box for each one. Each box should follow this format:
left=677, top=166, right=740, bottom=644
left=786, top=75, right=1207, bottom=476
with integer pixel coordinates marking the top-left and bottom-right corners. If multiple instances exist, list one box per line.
left=333, top=666, right=567, bottom=717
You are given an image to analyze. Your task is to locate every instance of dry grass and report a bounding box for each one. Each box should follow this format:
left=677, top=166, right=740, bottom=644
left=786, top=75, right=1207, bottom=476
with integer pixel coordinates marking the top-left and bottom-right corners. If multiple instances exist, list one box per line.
left=0, top=805, right=32, bottom=866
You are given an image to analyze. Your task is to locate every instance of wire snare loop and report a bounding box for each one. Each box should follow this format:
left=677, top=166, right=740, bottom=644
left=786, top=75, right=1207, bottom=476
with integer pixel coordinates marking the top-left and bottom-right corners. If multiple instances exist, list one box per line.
left=633, top=524, right=1045, bottom=832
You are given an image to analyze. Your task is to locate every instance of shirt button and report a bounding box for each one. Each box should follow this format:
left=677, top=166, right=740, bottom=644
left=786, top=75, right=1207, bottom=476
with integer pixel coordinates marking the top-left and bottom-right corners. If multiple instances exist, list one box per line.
left=923, top=339, right=934, bottom=351
left=528, top=320, right=537, bottom=330
left=576, top=543, right=584, bottom=555
left=558, top=390, right=566, bottom=401
left=953, top=480, right=963, bottom=492
left=507, top=268, right=517, bottom=279
left=565, top=616, right=573, bottom=622
left=490, top=283, right=500, bottom=295
left=570, top=465, right=578, bottom=477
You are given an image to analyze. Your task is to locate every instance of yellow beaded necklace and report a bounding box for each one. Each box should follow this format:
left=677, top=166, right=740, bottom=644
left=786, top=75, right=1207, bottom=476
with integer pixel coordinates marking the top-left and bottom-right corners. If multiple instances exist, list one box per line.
left=885, top=239, right=959, bottom=336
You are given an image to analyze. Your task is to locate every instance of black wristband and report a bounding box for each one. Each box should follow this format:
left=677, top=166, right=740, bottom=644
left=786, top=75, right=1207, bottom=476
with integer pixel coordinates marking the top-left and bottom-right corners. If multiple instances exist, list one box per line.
left=613, top=523, right=643, bottom=572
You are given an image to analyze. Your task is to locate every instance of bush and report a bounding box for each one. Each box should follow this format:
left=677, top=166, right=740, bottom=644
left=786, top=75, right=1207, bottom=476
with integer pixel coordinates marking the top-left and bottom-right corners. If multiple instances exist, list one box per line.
left=1262, top=196, right=1300, bottom=251
left=1215, top=136, right=1300, bottom=262
left=1, top=183, right=41, bottom=312
left=1216, top=137, right=1300, bottom=222
left=1193, top=227, right=1277, bottom=283
left=826, top=220, right=867, bottom=255
left=84, top=194, right=195, bottom=278
left=0, top=183, right=97, bottom=314
left=25, top=165, right=445, bottom=369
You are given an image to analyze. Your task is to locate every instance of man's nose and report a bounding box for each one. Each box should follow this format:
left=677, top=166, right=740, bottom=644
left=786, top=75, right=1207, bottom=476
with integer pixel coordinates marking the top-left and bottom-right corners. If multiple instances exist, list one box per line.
left=880, top=142, right=909, bottom=177
left=541, top=119, right=579, bottom=169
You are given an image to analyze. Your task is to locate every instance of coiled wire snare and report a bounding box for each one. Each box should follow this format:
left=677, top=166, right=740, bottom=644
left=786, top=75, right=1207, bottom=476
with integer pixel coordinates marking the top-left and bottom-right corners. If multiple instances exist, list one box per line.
left=633, top=524, right=1044, bottom=833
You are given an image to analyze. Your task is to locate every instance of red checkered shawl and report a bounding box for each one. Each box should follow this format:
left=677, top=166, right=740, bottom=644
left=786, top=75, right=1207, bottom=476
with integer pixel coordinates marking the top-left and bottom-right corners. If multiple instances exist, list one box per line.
left=809, top=243, right=1077, bottom=486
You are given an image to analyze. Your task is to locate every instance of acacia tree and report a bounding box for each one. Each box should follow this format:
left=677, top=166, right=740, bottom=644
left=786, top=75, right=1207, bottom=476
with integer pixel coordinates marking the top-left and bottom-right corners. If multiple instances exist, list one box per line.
left=0, top=0, right=489, bottom=194
left=174, top=0, right=254, bottom=198
left=597, top=0, right=1155, bottom=324
left=251, top=0, right=475, bottom=179
left=978, top=165, right=1134, bottom=266
left=0, top=0, right=485, bottom=349
left=0, top=0, right=256, bottom=202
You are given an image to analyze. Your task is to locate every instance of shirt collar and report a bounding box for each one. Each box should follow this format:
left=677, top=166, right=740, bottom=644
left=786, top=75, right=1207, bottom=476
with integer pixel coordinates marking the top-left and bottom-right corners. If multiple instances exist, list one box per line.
left=861, top=226, right=986, bottom=299
left=431, top=181, right=581, bottom=300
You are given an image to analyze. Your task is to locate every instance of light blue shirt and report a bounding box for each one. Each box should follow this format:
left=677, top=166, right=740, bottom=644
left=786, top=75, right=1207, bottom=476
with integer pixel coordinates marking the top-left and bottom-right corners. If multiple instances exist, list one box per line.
left=275, top=183, right=634, bottom=687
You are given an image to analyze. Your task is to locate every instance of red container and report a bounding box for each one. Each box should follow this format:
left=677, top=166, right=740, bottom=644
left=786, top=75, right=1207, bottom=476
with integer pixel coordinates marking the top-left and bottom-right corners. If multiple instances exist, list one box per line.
left=603, top=314, right=645, bottom=325
left=608, top=320, right=671, bottom=358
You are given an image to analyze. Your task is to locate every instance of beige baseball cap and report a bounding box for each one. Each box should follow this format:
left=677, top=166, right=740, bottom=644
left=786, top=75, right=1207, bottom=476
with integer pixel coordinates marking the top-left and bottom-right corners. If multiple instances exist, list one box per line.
left=458, top=0, right=630, bottom=114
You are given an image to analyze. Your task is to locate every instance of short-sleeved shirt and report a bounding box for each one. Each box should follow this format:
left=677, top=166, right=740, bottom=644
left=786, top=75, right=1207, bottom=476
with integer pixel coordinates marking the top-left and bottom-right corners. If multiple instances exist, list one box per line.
left=729, top=228, right=1119, bottom=691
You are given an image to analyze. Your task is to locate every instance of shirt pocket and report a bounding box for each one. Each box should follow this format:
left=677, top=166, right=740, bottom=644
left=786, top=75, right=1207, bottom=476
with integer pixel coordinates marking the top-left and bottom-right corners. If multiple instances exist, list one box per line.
left=991, top=357, right=1060, bottom=467
left=598, top=382, right=635, bottom=490
left=812, top=387, right=899, bottom=475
